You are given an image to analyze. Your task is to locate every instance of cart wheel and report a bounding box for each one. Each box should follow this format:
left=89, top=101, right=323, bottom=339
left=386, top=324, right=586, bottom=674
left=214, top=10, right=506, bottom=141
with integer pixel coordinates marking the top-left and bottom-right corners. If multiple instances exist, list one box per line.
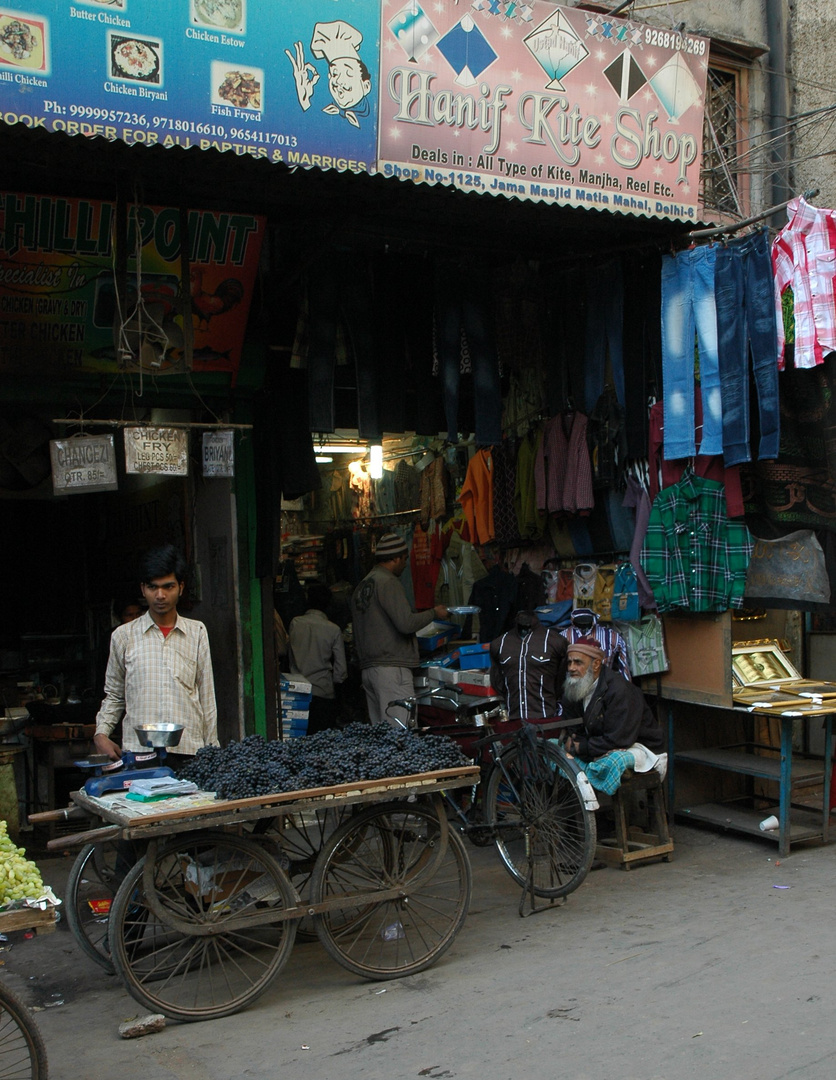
left=109, top=833, right=297, bottom=1022
left=65, top=840, right=141, bottom=974
left=273, top=807, right=352, bottom=941
left=310, top=800, right=472, bottom=980
left=0, top=978, right=48, bottom=1080
left=485, top=741, right=597, bottom=899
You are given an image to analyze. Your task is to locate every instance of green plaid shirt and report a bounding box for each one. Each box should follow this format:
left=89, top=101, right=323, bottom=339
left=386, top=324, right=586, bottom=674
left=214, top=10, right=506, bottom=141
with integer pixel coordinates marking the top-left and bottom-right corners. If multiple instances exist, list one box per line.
left=640, top=470, right=753, bottom=613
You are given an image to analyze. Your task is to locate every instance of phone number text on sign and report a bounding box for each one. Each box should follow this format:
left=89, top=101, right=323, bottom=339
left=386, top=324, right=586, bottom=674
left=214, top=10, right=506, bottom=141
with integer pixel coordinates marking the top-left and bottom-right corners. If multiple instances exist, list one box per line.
left=124, top=426, right=189, bottom=476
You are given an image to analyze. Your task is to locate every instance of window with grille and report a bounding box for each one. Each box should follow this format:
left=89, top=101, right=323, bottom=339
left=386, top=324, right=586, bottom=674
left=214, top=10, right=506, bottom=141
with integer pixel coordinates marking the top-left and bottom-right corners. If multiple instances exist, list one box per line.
left=701, top=66, right=745, bottom=218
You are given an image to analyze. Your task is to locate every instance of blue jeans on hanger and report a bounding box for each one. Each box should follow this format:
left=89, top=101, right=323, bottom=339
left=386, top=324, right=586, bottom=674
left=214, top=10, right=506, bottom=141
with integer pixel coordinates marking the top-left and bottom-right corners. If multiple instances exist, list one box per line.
left=660, top=245, right=723, bottom=459
left=435, top=264, right=502, bottom=446
left=584, top=258, right=625, bottom=414
left=714, top=230, right=780, bottom=465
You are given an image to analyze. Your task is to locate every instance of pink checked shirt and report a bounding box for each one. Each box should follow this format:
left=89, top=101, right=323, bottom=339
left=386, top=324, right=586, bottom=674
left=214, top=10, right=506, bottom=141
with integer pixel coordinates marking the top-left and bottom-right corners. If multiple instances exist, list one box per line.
left=772, top=197, right=836, bottom=370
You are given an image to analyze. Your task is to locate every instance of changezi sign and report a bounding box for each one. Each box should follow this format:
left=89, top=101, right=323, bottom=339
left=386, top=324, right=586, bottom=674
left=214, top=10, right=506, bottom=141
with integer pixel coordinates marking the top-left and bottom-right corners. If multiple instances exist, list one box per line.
left=50, top=434, right=118, bottom=494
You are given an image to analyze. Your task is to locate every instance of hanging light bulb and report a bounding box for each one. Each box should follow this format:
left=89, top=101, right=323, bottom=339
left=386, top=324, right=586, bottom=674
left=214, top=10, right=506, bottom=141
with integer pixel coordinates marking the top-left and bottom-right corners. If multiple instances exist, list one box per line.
left=369, top=443, right=384, bottom=479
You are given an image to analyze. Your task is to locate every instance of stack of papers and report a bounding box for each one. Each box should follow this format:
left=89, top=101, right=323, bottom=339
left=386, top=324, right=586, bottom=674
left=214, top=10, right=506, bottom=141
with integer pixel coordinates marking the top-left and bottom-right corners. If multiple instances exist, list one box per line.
left=128, top=777, right=199, bottom=798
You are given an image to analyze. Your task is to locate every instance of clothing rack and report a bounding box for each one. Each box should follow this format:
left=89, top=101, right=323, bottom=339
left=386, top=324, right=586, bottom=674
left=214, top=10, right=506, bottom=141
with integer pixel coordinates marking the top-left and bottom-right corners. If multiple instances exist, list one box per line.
left=686, top=186, right=820, bottom=242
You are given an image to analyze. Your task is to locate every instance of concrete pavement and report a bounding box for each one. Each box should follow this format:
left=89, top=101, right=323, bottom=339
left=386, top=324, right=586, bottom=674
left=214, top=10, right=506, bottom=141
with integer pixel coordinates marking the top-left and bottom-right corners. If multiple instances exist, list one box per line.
left=4, top=821, right=835, bottom=1080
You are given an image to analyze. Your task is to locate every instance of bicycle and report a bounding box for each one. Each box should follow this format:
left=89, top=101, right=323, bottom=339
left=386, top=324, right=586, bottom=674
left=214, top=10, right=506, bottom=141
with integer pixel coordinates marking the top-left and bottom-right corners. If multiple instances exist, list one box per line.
left=387, top=687, right=599, bottom=912
left=0, top=978, right=48, bottom=1079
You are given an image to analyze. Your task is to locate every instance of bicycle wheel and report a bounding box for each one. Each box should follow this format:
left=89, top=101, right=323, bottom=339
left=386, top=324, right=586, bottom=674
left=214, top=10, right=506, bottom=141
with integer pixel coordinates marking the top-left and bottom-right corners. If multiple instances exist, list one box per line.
left=0, top=980, right=48, bottom=1079
left=65, top=840, right=142, bottom=974
left=109, top=833, right=297, bottom=1022
left=485, top=741, right=596, bottom=899
left=310, top=800, right=472, bottom=980
left=273, top=807, right=352, bottom=941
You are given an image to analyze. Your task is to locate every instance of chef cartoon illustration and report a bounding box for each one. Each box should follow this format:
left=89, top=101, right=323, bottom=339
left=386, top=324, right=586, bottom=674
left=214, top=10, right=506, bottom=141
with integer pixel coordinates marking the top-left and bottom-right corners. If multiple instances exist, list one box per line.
left=285, top=20, right=372, bottom=128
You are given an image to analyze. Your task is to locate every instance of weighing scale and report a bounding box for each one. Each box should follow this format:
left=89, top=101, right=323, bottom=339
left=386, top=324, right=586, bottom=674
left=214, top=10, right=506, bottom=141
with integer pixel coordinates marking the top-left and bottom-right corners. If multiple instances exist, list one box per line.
left=75, top=723, right=184, bottom=797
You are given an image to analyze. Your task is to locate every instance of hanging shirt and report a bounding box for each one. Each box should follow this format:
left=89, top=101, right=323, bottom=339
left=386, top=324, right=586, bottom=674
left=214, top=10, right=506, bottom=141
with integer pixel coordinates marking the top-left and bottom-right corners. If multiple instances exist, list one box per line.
left=535, top=411, right=594, bottom=515
left=772, top=197, right=836, bottom=369
left=640, top=469, right=753, bottom=613
left=459, top=448, right=494, bottom=545
left=489, top=622, right=567, bottom=721
left=515, top=428, right=546, bottom=540
left=560, top=609, right=631, bottom=680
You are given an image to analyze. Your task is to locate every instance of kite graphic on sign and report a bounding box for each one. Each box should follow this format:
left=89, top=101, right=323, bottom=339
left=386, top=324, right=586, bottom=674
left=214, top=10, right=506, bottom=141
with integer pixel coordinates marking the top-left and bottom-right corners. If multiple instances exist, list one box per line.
left=523, top=8, right=589, bottom=92
left=436, top=14, right=497, bottom=89
left=388, top=3, right=439, bottom=64
left=585, top=12, right=644, bottom=48
left=650, top=52, right=702, bottom=122
left=603, top=50, right=647, bottom=102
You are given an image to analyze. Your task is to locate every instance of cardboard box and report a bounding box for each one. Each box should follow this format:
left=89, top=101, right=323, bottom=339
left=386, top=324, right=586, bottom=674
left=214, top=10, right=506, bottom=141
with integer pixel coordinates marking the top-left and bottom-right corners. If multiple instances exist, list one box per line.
left=281, top=708, right=310, bottom=720
left=279, top=675, right=313, bottom=694
left=416, top=622, right=460, bottom=653
left=459, top=681, right=496, bottom=697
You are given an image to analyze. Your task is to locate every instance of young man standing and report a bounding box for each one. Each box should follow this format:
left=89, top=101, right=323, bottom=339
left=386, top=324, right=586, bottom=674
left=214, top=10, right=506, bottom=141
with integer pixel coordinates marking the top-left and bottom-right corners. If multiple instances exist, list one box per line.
left=94, top=544, right=218, bottom=765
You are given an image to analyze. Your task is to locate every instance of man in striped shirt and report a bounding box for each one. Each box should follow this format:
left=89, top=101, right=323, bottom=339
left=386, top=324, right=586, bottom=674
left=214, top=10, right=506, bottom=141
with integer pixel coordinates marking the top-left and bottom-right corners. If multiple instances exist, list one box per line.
left=94, top=545, right=218, bottom=766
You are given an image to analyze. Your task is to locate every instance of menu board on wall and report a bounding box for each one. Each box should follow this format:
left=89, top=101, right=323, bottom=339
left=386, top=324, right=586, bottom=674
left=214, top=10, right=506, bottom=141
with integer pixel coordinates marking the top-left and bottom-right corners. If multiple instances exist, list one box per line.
left=0, top=191, right=264, bottom=375
left=0, top=2, right=708, bottom=221
left=0, top=0, right=378, bottom=172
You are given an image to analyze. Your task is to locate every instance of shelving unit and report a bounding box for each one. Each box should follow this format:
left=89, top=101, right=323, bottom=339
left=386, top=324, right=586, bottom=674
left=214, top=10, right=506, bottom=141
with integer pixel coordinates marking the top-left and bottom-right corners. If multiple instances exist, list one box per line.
left=282, top=535, right=326, bottom=584
left=671, top=712, right=833, bottom=858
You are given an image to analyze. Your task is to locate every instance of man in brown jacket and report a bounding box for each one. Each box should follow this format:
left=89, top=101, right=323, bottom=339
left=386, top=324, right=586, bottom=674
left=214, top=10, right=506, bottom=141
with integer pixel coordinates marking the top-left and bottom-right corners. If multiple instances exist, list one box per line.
left=350, top=533, right=448, bottom=726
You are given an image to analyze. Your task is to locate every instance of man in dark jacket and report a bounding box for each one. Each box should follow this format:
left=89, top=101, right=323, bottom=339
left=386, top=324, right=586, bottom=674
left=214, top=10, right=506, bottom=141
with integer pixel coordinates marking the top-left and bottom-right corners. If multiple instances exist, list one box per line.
left=560, top=637, right=663, bottom=759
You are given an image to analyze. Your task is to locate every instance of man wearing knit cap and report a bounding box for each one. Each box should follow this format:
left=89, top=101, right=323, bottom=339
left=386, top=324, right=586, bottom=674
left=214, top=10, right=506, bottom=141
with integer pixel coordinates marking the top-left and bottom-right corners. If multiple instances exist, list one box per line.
left=560, top=636, right=664, bottom=760
left=350, top=533, right=449, bottom=726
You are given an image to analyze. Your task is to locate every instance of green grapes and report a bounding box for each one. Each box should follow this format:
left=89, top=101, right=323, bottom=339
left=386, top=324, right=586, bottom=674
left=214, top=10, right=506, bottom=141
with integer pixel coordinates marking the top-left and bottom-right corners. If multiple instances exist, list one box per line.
left=0, top=820, right=44, bottom=905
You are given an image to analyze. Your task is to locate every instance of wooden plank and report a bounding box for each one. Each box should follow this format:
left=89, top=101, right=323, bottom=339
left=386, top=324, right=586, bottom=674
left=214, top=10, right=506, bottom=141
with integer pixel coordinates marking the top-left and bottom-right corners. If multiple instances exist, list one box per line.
left=0, top=906, right=57, bottom=935
left=72, top=765, right=482, bottom=829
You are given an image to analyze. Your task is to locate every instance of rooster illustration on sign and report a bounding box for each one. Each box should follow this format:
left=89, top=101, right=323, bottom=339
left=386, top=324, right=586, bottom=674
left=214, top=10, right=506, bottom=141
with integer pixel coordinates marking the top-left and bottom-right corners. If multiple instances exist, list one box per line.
left=190, top=267, right=245, bottom=330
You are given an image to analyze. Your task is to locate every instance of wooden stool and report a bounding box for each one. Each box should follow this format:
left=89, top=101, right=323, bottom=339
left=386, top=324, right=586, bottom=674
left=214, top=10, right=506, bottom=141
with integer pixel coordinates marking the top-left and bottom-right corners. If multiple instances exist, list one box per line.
left=595, top=769, right=673, bottom=870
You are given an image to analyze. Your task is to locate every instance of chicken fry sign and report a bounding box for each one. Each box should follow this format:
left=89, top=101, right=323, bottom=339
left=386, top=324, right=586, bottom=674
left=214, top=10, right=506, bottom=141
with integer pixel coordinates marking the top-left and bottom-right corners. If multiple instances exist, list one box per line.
left=0, top=192, right=265, bottom=376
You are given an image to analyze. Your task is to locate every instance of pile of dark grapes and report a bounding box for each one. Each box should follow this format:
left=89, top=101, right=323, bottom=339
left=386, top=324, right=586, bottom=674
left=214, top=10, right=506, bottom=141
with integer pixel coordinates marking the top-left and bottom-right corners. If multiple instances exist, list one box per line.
left=178, top=723, right=470, bottom=801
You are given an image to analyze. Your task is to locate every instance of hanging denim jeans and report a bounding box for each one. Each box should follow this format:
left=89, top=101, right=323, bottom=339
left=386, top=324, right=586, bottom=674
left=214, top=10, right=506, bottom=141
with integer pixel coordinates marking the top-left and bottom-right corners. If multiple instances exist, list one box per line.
left=435, top=264, right=502, bottom=446
left=660, top=245, right=723, bottom=459
left=584, top=257, right=626, bottom=414
left=714, top=230, right=780, bottom=466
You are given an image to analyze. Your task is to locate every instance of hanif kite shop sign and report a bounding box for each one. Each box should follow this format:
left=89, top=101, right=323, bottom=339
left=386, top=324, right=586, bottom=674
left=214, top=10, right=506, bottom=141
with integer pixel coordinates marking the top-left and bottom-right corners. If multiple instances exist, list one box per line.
left=378, top=3, right=709, bottom=220
left=0, top=192, right=264, bottom=375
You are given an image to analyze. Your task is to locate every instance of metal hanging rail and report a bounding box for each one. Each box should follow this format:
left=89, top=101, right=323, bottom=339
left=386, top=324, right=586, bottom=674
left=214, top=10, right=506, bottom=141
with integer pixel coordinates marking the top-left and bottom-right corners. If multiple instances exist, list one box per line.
left=686, top=187, right=820, bottom=241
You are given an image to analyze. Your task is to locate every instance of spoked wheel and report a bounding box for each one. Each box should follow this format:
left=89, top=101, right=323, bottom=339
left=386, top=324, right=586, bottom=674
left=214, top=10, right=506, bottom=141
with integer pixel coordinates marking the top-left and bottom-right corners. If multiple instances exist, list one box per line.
left=485, top=742, right=596, bottom=899
left=109, top=833, right=297, bottom=1022
left=65, top=840, right=142, bottom=974
left=273, top=807, right=352, bottom=941
left=0, top=980, right=48, bottom=1079
left=310, top=799, right=472, bottom=980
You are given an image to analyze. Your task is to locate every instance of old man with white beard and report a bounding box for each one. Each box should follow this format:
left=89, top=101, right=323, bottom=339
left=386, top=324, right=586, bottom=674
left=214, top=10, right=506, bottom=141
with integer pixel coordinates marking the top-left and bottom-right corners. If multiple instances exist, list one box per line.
left=559, top=637, right=664, bottom=779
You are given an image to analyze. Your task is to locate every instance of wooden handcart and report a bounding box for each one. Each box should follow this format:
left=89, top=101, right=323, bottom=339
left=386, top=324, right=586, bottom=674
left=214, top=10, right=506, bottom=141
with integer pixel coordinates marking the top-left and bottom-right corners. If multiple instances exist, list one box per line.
left=38, top=766, right=479, bottom=1023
